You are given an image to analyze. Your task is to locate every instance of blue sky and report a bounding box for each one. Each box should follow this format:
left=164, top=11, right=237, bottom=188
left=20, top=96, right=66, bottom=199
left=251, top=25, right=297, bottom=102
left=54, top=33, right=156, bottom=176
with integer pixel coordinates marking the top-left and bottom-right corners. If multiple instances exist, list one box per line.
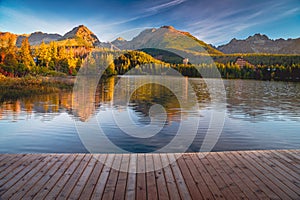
left=0, top=0, right=299, bottom=46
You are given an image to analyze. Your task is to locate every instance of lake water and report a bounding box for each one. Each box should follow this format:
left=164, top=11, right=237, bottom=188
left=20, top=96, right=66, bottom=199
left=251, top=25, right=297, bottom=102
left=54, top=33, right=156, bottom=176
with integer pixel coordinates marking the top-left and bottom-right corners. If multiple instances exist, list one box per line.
left=0, top=76, right=299, bottom=153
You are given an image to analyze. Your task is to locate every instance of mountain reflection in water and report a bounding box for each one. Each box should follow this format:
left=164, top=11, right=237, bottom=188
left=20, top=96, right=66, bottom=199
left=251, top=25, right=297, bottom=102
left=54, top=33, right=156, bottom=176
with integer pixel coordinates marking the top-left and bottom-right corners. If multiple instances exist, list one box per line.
left=0, top=77, right=299, bottom=153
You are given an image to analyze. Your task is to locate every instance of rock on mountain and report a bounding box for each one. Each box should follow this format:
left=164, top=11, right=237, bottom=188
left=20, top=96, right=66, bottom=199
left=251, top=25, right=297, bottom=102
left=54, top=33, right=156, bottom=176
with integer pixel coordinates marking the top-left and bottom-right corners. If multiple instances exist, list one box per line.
left=218, top=34, right=300, bottom=54
left=111, top=26, right=223, bottom=56
left=16, top=32, right=62, bottom=47
left=1, top=32, right=60, bottom=47
left=111, top=37, right=127, bottom=49
left=59, top=25, right=100, bottom=47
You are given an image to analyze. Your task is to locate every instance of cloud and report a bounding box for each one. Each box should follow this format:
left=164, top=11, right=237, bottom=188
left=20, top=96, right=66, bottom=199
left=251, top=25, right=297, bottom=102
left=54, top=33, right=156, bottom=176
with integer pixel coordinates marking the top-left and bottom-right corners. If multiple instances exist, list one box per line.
left=146, top=0, right=187, bottom=12
left=183, top=0, right=300, bottom=45
left=1, top=0, right=298, bottom=45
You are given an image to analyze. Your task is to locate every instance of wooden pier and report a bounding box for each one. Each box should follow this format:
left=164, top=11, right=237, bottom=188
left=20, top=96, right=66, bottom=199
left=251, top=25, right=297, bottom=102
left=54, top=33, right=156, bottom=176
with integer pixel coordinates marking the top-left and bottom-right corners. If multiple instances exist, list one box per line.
left=0, top=150, right=299, bottom=199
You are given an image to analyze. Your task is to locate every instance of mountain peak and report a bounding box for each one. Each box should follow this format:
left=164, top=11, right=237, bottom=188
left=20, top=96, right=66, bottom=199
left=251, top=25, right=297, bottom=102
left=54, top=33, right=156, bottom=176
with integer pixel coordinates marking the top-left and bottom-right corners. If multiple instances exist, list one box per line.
left=115, top=37, right=126, bottom=41
left=61, top=25, right=100, bottom=46
left=63, top=25, right=92, bottom=37
left=248, top=33, right=269, bottom=40
left=160, top=25, right=175, bottom=30
left=112, top=26, right=223, bottom=55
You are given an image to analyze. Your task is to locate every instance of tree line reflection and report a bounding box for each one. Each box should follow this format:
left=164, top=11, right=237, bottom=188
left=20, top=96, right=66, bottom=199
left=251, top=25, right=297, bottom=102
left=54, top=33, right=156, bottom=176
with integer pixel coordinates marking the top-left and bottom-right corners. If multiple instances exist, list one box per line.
left=1, top=77, right=300, bottom=122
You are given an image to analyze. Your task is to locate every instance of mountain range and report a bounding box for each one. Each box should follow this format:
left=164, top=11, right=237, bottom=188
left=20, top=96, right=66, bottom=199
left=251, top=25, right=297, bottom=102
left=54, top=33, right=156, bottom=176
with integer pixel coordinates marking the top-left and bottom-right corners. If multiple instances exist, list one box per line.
left=1, top=25, right=299, bottom=54
left=218, top=34, right=300, bottom=54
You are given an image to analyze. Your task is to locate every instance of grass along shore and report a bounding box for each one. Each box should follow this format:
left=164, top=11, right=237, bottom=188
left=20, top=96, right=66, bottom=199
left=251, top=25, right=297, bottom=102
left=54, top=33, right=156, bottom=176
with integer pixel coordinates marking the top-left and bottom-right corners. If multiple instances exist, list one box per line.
left=0, top=76, right=75, bottom=102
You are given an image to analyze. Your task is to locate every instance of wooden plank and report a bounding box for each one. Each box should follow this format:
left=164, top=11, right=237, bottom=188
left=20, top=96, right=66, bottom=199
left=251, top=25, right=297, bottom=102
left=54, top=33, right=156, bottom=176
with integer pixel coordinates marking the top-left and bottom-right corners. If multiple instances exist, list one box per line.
left=247, top=150, right=300, bottom=197
left=241, top=151, right=300, bottom=198
left=175, top=154, right=202, bottom=200
left=68, top=154, right=98, bottom=200
left=114, top=154, right=130, bottom=200
left=213, top=152, right=256, bottom=200
left=56, top=154, right=93, bottom=200
left=220, top=152, right=272, bottom=199
left=153, top=153, right=169, bottom=200
left=145, top=154, right=158, bottom=200
left=231, top=151, right=292, bottom=199
left=200, top=153, right=237, bottom=199
left=0, top=150, right=299, bottom=200
left=206, top=152, right=248, bottom=200
left=167, top=154, right=191, bottom=200
left=136, top=154, right=147, bottom=200
left=79, top=154, right=106, bottom=200
left=32, top=154, right=77, bottom=200
left=261, top=151, right=300, bottom=181
left=125, top=154, right=137, bottom=200
left=1, top=154, right=55, bottom=199
left=0, top=154, right=11, bottom=163
left=8, top=154, right=63, bottom=200
left=189, top=153, right=225, bottom=199
left=0, top=155, right=50, bottom=194
left=269, top=150, right=300, bottom=172
left=22, top=154, right=69, bottom=200
left=0, top=154, right=26, bottom=174
left=253, top=151, right=300, bottom=188
left=291, top=150, right=300, bottom=156
left=44, top=154, right=83, bottom=199
left=102, top=154, right=123, bottom=200
left=0, top=154, right=34, bottom=182
left=91, top=154, right=115, bottom=200
left=182, top=153, right=214, bottom=200
left=160, top=154, right=181, bottom=200
left=274, top=150, right=300, bottom=168
left=281, top=150, right=300, bottom=167
left=283, top=150, right=300, bottom=161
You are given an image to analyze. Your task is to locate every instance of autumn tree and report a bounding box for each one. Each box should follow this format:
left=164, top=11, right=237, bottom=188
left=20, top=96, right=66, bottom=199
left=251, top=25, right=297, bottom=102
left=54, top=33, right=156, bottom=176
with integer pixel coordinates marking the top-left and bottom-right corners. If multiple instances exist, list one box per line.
left=19, top=37, right=35, bottom=70
left=0, top=34, right=18, bottom=76
left=37, top=41, right=51, bottom=68
left=48, top=41, right=58, bottom=70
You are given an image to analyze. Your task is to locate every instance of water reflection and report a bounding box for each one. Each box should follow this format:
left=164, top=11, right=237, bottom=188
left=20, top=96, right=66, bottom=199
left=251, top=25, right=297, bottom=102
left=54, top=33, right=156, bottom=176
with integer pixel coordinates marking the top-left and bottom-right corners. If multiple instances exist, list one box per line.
left=0, top=77, right=300, bottom=153
left=129, top=83, right=181, bottom=124
left=1, top=77, right=300, bottom=123
left=223, top=79, right=300, bottom=122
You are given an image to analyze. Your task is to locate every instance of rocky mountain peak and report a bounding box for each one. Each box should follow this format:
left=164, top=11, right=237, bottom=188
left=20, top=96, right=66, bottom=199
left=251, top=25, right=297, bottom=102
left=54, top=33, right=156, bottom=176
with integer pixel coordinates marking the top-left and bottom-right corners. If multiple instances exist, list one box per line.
left=61, top=25, right=100, bottom=46
left=247, top=33, right=269, bottom=41
left=111, top=25, right=222, bottom=55
left=160, top=25, right=175, bottom=30
left=115, top=37, right=126, bottom=41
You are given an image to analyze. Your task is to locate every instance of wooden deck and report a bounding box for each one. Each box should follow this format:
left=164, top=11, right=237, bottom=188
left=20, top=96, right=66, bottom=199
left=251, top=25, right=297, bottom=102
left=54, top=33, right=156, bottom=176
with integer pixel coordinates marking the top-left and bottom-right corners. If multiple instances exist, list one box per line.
left=0, top=150, right=299, bottom=200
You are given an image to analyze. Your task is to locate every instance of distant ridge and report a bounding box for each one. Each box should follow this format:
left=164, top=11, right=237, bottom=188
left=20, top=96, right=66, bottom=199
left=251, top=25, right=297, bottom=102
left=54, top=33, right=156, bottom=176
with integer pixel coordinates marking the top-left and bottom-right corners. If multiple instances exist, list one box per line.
left=218, top=33, right=300, bottom=54
left=16, top=32, right=62, bottom=47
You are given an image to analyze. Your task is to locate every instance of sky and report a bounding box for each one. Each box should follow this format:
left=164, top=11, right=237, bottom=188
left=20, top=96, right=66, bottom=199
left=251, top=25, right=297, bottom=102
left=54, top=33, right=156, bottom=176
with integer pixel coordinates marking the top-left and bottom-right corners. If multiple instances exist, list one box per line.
left=0, top=0, right=299, bottom=46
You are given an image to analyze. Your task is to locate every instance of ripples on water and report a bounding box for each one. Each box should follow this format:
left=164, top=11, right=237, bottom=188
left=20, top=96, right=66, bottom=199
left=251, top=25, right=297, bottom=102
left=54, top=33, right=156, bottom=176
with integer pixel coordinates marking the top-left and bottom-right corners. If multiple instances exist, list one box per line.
left=0, top=77, right=299, bottom=153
